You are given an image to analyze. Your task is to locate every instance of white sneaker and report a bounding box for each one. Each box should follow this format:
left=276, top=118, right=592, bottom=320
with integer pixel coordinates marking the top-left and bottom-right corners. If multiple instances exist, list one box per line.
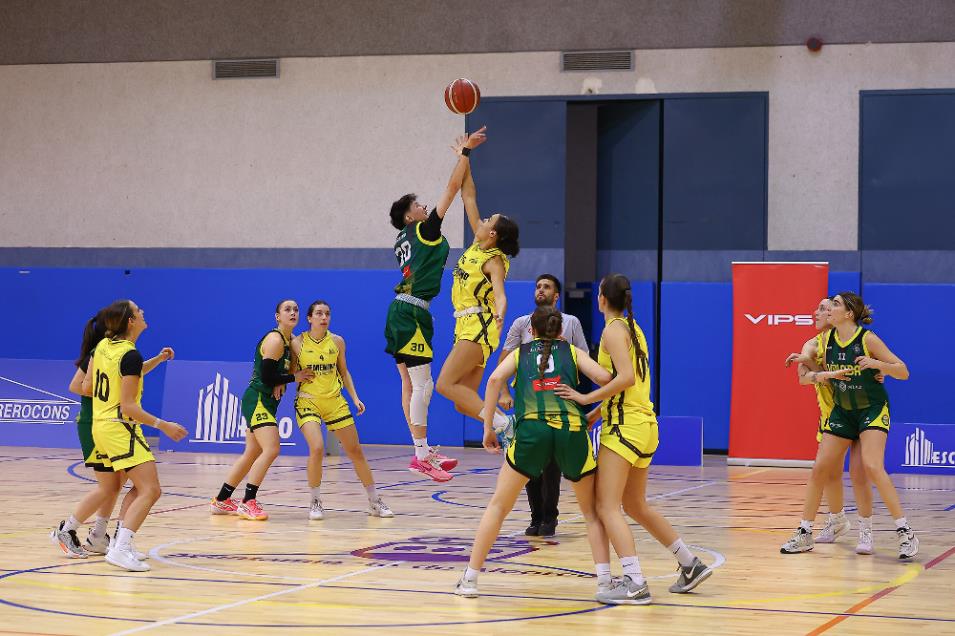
left=856, top=524, right=874, bottom=555
left=105, top=546, right=150, bottom=572
left=816, top=514, right=850, bottom=544
left=780, top=527, right=814, bottom=554
left=84, top=531, right=110, bottom=555
left=897, top=526, right=919, bottom=560
left=454, top=576, right=479, bottom=598
left=368, top=497, right=394, bottom=518
left=109, top=534, right=147, bottom=561
left=309, top=498, right=325, bottom=520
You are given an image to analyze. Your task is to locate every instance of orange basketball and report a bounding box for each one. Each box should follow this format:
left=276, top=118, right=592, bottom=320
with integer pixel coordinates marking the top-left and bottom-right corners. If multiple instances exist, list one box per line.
left=444, top=78, right=481, bottom=115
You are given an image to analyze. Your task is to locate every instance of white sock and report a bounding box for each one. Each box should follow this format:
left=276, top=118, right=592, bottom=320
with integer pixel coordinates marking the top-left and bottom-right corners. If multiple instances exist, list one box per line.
left=365, top=484, right=379, bottom=501
left=464, top=566, right=480, bottom=582
left=894, top=516, right=909, bottom=530
left=115, top=527, right=135, bottom=551
left=595, top=562, right=612, bottom=585
left=63, top=515, right=79, bottom=532
left=413, top=437, right=429, bottom=461
left=668, top=538, right=695, bottom=568
left=858, top=515, right=872, bottom=528
left=799, top=519, right=812, bottom=532
left=310, top=486, right=321, bottom=501
left=92, top=515, right=109, bottom=537
left=832, top=510, right=846, bottom=520
left=619, top=556, right=644, bottom=584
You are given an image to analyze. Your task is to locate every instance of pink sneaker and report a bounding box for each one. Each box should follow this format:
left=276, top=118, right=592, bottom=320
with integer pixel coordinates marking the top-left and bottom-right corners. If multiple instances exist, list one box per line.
left=210, top=497, right=239, bottom=515
left=237, top=499, right=269, bottom=520
left=429, top=447, right=459, bottom=471
left=409, top=454, right=453, bottom=482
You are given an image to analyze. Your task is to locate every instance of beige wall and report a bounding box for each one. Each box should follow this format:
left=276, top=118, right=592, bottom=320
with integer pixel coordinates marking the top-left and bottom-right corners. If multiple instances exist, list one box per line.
left=1, top=42, right=953, bottom=250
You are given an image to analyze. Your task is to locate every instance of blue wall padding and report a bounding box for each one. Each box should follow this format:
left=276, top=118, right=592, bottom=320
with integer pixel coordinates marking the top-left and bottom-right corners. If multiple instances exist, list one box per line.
left=659, top=282, right=733, bottom=450
left=860, top=283, right=955, bottom=425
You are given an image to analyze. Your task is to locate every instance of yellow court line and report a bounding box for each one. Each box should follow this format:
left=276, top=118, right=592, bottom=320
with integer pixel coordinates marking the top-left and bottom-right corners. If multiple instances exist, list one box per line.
left=722, top=563, right=923, bottom=606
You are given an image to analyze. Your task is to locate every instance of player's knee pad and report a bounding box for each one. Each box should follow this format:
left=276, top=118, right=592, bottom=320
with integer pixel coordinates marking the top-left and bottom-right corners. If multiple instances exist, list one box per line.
left=408, top=364, right=433, bottom=426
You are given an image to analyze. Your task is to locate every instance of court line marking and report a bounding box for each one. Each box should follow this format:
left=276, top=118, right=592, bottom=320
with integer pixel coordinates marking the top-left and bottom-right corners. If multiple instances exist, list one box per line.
left=806, top=544, right=955, bottom=635
left=107, top=560, right=402, bottom=636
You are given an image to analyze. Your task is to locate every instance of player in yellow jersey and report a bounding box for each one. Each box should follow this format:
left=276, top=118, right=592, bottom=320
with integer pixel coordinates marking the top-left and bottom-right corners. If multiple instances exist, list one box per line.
left=83, top=300, right=187, bottom=572
left=557, top=274, right=711, bottom=604
left=292, top=300, right=393, bottom=520
left=51, top=308, right=175, bottom=560
left=436, top=149, right=520, bottom=441
left=783, top=298, right=873, bottom=553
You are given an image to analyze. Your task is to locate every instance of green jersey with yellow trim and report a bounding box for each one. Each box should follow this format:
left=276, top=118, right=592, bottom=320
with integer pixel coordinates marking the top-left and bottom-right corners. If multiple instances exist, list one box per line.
left=824, top=327, right=889, bottom=410
left=393, top=219, right=450, bottom=302
left=512, top=339, right=587, bottom=430
left=248, top=329, right=292, bottom=395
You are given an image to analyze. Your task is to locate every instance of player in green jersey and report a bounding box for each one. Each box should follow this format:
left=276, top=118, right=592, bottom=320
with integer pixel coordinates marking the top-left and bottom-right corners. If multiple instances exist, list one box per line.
left=781, top=292, right=918, bottom=559
left=385, top=126, right=486, bottom=482
left=210, top=300, right=315, bottom=521
left=454, top=306, right=615, bottom=599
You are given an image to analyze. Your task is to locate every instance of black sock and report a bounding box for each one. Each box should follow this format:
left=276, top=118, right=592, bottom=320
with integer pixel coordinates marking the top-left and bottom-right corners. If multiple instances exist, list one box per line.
left=216, top=482, right=237, bottom=502
left=243, top=483, right=259, bottom=503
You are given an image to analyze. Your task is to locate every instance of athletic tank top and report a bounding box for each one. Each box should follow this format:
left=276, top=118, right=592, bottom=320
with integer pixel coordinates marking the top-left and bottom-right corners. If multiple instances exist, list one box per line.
left=248, top=329, right=292, bottom=395
left=814, top=330, right=835, bottom=418
left=393, top=220, right=450, bottom=301
left=297, top=331, right=343, bottom=400
left=598, top=316, right=655, bottom=424
left=91, top=338, right=142, bottom=424
left=824, top=327, right=889, bottom=411
left=451, top=240, right=510, bottom=313
left=511, top=339, right=586, bottom=430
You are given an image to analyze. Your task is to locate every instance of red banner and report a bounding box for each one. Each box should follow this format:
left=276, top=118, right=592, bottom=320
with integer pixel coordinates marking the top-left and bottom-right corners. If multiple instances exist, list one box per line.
left=729, top=262, right=829, bottom=462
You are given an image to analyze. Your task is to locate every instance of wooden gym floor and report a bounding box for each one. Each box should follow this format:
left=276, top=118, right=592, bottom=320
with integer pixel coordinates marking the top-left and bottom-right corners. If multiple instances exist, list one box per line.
left=0, top=445, right=952, bottom=635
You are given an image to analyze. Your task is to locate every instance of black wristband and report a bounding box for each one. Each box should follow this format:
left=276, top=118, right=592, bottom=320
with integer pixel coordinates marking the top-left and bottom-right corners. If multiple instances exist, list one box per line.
left=461, top=147, right=471, bottom=157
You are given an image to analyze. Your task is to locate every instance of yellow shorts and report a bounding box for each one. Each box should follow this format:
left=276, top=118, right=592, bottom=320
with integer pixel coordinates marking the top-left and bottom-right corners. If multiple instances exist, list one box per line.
left=295, top=394, right=354, bottom=432
left=453, top=312, right=500, bottom=368
left=600, top=418, right=659, bottom=469
left=92, top=419, right=155, bottom=472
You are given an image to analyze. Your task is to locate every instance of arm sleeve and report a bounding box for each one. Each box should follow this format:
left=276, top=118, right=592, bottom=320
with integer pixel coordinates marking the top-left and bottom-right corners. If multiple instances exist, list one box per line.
left=418, top=208, right=444, bottom=242
left=501, top=315, right=527, bottom=353
left=566, top=316, right=589, bottom=351
left=261, top=358, right=295, bottom=387
left=119, top=350, right=144, bottom=377
left=79, top=354, right=91, bottom=373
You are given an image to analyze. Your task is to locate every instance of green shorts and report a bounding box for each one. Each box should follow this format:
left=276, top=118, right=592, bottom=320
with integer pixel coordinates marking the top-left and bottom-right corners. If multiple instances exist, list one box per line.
left=384, top=299, right=435, bottom=360
left=77, top=415, right=113, bottom=472
left=242, top=387, right=280, bottom=431
left=505, top=418, right=597, bottom=482
left=823, top=402, right=890, bottom=441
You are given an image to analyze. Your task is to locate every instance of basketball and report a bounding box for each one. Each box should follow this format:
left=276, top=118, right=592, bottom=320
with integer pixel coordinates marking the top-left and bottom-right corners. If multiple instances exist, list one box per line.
left=444, top=78, right=481, bottom=115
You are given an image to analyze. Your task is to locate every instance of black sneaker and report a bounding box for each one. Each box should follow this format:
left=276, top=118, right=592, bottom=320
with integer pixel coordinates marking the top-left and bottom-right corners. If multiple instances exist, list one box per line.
left=538, top=521, right=557, bottom=537
left=668, top=557, right=712, bottom=593
left=524, top=524, right=540, bottom=536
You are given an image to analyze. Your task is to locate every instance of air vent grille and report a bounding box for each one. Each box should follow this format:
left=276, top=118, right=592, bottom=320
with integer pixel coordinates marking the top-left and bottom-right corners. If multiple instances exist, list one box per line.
left=213, top=59, right=279, bottom=79
left=561, top=50, right=633, bottom=72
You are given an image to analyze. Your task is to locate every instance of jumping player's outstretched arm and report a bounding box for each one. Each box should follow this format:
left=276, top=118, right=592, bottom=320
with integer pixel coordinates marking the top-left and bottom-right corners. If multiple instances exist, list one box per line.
left=436, top=126, right=486, bottom=219
left=461, top=163, right=481, bottom=236
left=334, top=335, right=366, bottom=415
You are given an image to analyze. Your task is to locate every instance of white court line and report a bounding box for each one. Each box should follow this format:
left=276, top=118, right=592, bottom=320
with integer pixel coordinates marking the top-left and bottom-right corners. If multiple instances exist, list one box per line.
left=109, top=560, right=402, bottom=636
left=648, top=481, right=718, bottom=500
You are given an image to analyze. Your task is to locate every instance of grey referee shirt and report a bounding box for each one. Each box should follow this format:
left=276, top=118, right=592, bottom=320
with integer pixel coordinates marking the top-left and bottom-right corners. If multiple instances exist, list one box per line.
left=501, top=311, right=588, bottom=353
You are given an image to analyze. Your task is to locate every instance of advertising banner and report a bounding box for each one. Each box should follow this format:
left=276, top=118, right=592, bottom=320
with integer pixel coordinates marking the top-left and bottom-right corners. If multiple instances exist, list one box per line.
left=729, top=262, right=829, bottom=463
left=0, top=359, right=82, bottom=448
left=161, top=360, right=308, bottom=455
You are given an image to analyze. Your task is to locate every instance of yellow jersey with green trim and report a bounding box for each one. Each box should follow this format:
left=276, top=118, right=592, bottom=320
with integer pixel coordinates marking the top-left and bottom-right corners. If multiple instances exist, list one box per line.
left=598, top=316, right=655, bottom=424
left=451, top=240, right=510, bottom=313
left=814, top=329, right=835, bottom=419
left=91, top=338, right=142, bottom=424
left=297, top=331, right=343, bottom=400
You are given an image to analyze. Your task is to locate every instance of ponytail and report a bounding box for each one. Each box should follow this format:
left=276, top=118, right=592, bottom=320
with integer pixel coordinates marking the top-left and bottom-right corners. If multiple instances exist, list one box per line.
left=601, top=273, right=649, bottom=381
left=75, top=311, right=108, bottom=367
left=530, top=306, right=563, bottom=379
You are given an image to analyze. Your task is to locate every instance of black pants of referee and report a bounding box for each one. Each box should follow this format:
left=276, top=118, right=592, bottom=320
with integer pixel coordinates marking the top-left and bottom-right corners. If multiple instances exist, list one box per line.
left=525, top=459, right=561, bottom=527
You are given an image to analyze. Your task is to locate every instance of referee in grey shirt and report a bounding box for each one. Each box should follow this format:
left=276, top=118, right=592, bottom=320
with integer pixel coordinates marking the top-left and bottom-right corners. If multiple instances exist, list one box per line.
left=497, top=273, right=588, bottom=537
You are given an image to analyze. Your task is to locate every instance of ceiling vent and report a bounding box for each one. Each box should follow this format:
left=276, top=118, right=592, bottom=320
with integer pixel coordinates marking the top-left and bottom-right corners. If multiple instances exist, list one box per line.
left=561, top=50, right=633, bottom=72
left=213, top=59, right=279, bottom=79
